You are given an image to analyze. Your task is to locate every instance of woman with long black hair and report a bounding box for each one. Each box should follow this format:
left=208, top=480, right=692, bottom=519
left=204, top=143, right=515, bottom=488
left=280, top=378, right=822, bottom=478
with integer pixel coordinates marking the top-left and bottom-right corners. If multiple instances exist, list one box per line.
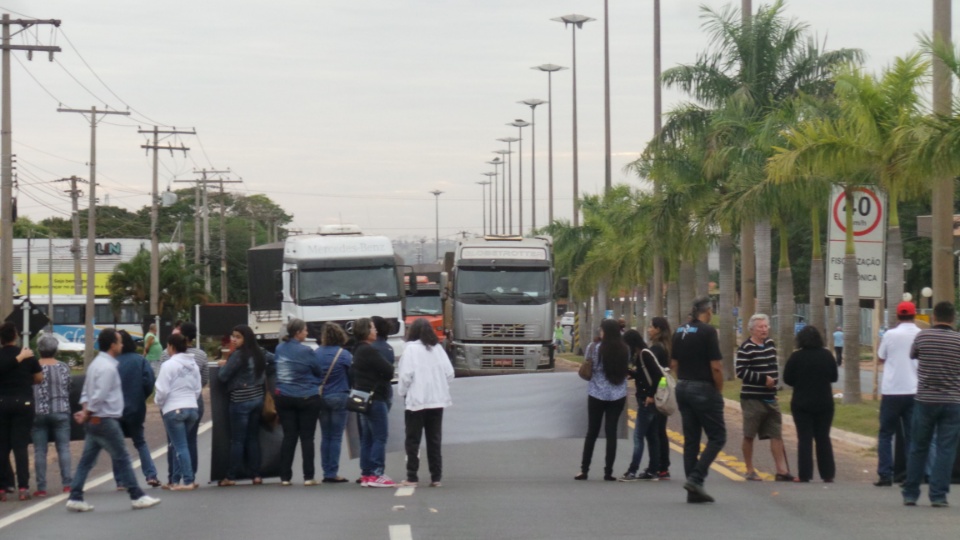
left=620, top=329, right=662, bottom=481
left=647, top=316, right=673, bottom=479
left=217, top=324, right=274, bottom=486
left=575, top=318, right=629, bottom=481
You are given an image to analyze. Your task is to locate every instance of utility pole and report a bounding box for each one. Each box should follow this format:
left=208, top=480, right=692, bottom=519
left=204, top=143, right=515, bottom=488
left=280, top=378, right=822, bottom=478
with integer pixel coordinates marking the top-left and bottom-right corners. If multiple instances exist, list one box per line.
left=58, top=107, right=129, bottom=364
left=2, top=14, right=61, bottom=319
left=186, top=169, right=230, bottom=294
left=216, top=176, right=241, bottom=301
left=140, top=126, right=193, bottom=326
left=55, top=175, right=86, bottom=294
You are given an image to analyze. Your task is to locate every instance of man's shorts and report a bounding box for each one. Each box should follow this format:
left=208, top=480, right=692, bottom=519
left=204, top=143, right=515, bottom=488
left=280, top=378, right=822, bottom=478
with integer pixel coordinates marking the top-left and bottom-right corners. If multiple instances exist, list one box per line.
left=741, top=398, right=782, bottom=440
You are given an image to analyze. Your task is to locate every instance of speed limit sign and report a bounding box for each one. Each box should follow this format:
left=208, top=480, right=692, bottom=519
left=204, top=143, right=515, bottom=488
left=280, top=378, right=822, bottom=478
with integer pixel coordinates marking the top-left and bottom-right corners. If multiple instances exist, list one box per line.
left=826, top=186, right=886, bottom=298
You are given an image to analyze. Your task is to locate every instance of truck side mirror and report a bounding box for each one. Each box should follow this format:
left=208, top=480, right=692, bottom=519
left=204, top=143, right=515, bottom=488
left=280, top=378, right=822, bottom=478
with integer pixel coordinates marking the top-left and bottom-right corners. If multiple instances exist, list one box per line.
left=439, top=272, right=448, bottom=301
left=555, top=277, right=569, bottom=298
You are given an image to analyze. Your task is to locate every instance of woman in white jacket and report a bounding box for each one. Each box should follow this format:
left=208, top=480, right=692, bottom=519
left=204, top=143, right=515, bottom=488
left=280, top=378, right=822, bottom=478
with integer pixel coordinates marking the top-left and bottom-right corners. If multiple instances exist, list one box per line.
left=397, top=318, right=454, bottom=487
left=154, top=334, right=202, bottom=490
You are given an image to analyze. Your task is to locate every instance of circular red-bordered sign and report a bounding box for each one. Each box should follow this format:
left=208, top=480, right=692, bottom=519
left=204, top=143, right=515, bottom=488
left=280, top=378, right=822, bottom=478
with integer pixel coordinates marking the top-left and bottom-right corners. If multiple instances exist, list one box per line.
left=832, top=188, right=883, bottom=237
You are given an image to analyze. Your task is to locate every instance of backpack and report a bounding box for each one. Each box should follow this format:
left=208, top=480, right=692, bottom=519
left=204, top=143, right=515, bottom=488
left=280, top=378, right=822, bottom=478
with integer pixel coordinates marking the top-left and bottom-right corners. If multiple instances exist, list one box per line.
left=639, top=349, right=677, bottom=416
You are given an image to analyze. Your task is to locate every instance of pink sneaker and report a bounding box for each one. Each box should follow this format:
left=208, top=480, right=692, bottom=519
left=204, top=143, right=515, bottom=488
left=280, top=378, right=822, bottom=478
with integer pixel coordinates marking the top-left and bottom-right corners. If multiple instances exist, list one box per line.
left=360, top=476, right=374, bottom=487
left=367, top=475, right=397, bottom=488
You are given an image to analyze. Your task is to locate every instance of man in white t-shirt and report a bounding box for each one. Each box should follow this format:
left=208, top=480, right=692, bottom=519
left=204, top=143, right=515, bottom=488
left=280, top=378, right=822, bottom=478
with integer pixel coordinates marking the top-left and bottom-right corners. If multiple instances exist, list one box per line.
left=874, top=301, right=921, bottom=487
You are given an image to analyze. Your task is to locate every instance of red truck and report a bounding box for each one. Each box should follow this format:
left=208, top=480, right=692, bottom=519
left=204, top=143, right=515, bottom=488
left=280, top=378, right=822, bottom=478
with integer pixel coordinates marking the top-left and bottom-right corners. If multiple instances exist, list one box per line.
left=404, top=264, right=445, bottom=342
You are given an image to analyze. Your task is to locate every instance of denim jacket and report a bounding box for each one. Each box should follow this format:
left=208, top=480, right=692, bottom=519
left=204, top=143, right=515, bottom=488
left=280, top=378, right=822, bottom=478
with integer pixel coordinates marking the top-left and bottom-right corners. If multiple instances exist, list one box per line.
left=219, top=348, right=275, bottom=393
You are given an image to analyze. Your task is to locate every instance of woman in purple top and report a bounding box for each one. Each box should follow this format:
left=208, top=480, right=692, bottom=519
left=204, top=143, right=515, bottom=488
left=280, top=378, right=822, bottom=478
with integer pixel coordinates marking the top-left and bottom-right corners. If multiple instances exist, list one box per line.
left=575, top=319, right=629, bottom=481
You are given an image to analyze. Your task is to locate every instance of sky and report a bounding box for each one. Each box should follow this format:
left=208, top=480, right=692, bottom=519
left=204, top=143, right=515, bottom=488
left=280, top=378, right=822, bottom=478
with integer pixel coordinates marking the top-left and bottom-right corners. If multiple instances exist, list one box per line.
left=1, top=0, right=950, bottom=243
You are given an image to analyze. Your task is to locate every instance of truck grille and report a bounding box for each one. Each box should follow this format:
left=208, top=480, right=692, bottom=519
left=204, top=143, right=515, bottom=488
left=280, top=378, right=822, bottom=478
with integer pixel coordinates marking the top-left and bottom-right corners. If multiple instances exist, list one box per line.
left=480, top=346, right=526, bottom=369
left=472, top=323, right=538, bottom=338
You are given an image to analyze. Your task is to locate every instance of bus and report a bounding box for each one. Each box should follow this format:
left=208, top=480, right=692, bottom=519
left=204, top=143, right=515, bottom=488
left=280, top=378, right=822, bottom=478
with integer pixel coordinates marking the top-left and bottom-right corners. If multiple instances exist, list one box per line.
left=23, top=294, right=144, bottom=343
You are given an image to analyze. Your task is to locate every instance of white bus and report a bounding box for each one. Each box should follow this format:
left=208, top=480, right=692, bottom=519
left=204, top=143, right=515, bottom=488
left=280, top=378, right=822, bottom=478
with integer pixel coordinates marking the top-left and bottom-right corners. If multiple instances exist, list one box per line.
left=24, top=294, right=144, bottom=343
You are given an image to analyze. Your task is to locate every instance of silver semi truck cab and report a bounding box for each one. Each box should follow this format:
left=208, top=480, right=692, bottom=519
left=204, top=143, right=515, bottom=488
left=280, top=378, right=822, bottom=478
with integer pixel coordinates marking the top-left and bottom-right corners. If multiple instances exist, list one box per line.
left=445, top=235, right=555, bottom=376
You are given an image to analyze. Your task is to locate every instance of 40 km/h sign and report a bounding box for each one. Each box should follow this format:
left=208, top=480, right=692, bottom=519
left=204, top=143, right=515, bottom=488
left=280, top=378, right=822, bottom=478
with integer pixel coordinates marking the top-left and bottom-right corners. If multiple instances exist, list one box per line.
left=826, top=186, right=886, bottom=299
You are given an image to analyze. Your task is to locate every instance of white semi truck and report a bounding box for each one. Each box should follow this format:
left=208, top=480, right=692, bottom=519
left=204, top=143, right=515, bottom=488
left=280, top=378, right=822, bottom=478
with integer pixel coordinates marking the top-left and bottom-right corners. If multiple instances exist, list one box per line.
left=275, top=225, right=408, bottom=355
left=443, top=235, right=555, bottom=375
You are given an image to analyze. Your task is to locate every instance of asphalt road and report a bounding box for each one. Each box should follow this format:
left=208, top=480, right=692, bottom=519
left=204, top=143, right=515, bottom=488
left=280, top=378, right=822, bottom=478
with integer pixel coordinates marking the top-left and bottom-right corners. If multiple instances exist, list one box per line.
left=0, top=366, right=954, bottom=539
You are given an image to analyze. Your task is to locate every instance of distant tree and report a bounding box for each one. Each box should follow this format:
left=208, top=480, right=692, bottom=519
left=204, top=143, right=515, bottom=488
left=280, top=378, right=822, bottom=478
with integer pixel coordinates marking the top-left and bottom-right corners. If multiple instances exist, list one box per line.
left=107, top=248, right=207, bottom=321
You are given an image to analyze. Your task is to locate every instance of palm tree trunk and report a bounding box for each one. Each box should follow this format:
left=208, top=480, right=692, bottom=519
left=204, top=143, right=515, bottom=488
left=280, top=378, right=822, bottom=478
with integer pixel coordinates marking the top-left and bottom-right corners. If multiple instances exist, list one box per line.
left=932, top=0, right=954, bottom=305
left=809, top=206, right=826, bottom=337
left=597, top=283, right=608, bottom=321
left=885, top=199, right=904, bottom=328
left=719, top=230, right=736, bottom=379
left=741, top=220, right=756, bottom=341
left=842, top=189, right=862, bottom=404
left=652, top=256, right=664, bottom=316
left=776, top=224, right=795, bottom=371
left=755, top=218, right=773, bottom=316
left=696, top=251, right=710, bottom=297
left=636, top=286, right=647, bottom=333
left=667, top=280, right=680, bottom=330
left=679, top=259, right=696, bottom=319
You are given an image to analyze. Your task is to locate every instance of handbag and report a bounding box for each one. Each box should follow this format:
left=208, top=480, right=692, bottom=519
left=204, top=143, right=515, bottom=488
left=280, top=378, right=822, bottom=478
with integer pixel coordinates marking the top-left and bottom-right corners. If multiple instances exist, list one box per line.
left=318, top=348, right=344, bottom=397
left=578, top=356, right=593, bottom=381
left=345, top=388, right=374, bottom=414
left=642, top=349, right=677, bottom=416
left=261, top=387, right=279, bottom=427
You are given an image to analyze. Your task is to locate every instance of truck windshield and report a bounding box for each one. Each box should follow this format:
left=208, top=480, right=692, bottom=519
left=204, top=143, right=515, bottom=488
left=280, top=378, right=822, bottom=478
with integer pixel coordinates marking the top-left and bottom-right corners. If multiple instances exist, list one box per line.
left=456, top=268, right=551, bottom=305
left=298, top=265, right=400, bottom=305
left=407, top=293, right=442, bottom=315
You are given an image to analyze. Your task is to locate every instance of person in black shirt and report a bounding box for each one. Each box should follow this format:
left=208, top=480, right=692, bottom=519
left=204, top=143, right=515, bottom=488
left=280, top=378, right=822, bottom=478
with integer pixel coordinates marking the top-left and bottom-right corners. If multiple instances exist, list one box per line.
left=0, top=322, right=40, bottom=501
left=782, top=326, right=838, bottom=483
left=671, top=298, right=726, bottom=504
left=350, top=318, right=396, bottom=488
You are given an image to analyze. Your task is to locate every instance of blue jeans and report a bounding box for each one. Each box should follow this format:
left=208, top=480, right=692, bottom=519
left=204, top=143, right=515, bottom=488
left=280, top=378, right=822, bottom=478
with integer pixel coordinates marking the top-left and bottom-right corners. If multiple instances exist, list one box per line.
left=902, top=402, right=960, bottom=503
left=628, top=402, right=660, bottom=474
left=162, top=408, right=200, bottom=485
left=227, top=397, right=264, bottom=480
left=31, top=412, right=73, bottom=491
left=878, top=394, right=914, bottom=479
left=70, top=417, right=145, bottom=501
left=676, top=380, right=727, bottom=486
left=115, top=415, right=158, bottom=483
left=168, top=400, right=203, bottom=483
left=320, top=392, right=349, bottom=479
left=359, top=400, right=389, bottom=477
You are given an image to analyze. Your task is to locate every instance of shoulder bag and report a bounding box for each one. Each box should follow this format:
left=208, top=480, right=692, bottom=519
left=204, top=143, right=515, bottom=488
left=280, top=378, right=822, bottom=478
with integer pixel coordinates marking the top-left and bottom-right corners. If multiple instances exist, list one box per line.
left=345, top=388, right=374, bottom=414
left=642, top=348, right=677, bottom=416
left=578, top=354, right=593, bottom=381
left=317, top=348, right=344, bottom=397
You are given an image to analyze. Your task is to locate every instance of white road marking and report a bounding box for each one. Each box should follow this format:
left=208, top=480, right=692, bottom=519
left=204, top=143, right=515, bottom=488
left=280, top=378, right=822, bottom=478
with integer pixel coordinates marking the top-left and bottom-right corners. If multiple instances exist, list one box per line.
left=389, top=524, right=413, bottom=540
left=395, top=486, right=415, bottom=497
left=0, top=421, right=212, bottom=531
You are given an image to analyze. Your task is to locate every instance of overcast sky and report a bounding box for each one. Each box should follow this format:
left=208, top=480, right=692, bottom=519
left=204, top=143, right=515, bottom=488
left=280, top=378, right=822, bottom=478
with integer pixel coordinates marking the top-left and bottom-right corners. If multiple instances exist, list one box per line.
left=2, top=1, right=948, bottom=242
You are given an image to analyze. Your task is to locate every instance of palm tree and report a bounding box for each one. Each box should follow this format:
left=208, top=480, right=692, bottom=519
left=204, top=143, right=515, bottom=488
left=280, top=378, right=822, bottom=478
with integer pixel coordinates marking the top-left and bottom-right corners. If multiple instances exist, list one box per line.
left=108, top=248, right=208, bottom=322
left=662, top=0, right=862, bottom=343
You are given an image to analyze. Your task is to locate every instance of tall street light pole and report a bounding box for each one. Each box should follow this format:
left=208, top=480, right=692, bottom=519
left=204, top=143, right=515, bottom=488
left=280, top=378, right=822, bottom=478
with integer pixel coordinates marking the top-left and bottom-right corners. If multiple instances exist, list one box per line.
left=552, top=14, right=595, bottom=227
left=429, top=190, right=443, bottom=261
left=932, top=0, right=954, bottom=304
left=476, top=179, right=491, bottom=236
left=519, top=99, right=546, bottom=233
left=531, top=64, right=566, bottom=225
left=496, top=138, right=519, bottom=234
left=486, top=158, right=502, bottom=234
left=603, top=0, right=612, bottom=192
left=493, top=149, right=512, bottom=234
left=507, top=120, right=530, bottom=234
left=651, top=0, right=664, bottom=319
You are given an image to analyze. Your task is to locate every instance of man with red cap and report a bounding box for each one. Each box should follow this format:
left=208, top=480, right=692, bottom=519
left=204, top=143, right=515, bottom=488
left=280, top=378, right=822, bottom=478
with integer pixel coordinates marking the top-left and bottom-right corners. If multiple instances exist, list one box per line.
left=874, top=301, right=921, bottom=487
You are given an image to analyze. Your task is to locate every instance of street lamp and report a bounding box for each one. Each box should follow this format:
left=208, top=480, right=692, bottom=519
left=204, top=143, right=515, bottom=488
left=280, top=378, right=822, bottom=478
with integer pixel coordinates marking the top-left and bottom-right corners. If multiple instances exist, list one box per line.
left=429, top=190, right=442, bottom=261
left=485, top=158, right=502, bottom=234
left=602, top=0, right=612, bottom=192
left=492, top=149, right=512, bottom=234
left=552, top=13, right=595, bottom=227
left=508, top=119, right=531, bottom=235
left=519, top=99, right=546, bottom=233
left=531, top=64, right=567, bottom=225
left=476, top=179, right=491, bottom=236
left=496, top=137, right=519, bottom=234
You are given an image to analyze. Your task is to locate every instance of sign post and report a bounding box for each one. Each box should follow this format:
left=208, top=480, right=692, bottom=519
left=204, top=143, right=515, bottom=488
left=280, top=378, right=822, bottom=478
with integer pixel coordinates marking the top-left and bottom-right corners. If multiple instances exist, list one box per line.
left=826, top=186, right=887, bottom=299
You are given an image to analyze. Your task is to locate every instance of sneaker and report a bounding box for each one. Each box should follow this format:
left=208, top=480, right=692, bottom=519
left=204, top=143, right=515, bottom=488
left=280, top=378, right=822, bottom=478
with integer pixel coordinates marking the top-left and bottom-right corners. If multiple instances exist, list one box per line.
left=618, top=472, right=638, bottom=482
left=66, top=499, right=95, bottom=512
left=280, top=481, right=292, bottom=487
left=400, top=480, right=419, bottom=487
left=429, top=481, right=442, bottom=488
left=360, top=475, right=373, bottom=487
left=903, top=499, right=917, bottom=506
left=131, top=495, right=161, bottom=510
left=33, top=490, right=47, bottom=498
left=304, top=479, right=319, bottom=486
left=18, top=489, right=31, bottom=501
left=637, top=471, right=659, bottom=481
left=932, top=500, right=949, bottom=508
left=657, top=471, right=671, bottom=480
left=367, top=475, right=397, bottom=488
left=63, top=486, right=72, bottom=493
left=323, top=477, right=349, bottom=484
left=873, top=476, right=893, bottom=487
left=683, top=481, right=715, bottom=503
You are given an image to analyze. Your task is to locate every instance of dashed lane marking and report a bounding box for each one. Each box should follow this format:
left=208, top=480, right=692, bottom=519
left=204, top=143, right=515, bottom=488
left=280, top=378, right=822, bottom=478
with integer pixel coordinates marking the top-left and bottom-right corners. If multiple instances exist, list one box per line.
left=395, top=486, right=416, bottom=497
left=389, top=524, right=414, bottom=540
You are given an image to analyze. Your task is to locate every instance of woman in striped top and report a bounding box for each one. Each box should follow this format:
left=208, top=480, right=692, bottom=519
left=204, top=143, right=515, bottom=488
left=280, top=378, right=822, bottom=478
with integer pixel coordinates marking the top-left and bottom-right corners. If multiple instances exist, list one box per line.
left=31, top=334, right=73, bottom=497
left=217, top=324, right=274, bottom=486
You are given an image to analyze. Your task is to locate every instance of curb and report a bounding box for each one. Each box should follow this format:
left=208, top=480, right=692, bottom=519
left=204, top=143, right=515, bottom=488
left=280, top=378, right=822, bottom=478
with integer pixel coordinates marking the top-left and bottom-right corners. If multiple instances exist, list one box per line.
left=723, top=398, right=875, bottom=449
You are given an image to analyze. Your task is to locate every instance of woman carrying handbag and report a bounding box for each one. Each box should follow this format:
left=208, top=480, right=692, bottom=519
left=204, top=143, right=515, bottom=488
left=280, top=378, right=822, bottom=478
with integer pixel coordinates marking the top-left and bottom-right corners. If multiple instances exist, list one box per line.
left=349, top=318, right=396, bottom=488
left=315, top=323, right=353, bottom=483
